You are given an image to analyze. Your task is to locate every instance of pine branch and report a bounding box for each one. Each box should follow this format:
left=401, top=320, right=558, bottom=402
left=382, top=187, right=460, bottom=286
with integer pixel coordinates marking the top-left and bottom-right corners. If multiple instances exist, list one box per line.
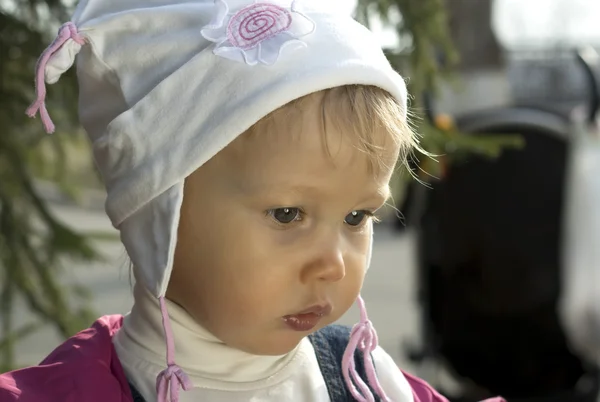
left=354, top=0, right=523, bottom=186
left=0, top=1, right=103, bottom=370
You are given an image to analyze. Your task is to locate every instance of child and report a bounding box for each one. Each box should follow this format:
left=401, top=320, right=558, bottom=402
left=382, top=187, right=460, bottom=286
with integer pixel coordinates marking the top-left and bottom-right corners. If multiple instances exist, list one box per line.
left=1, top=0, right=504, bottom=401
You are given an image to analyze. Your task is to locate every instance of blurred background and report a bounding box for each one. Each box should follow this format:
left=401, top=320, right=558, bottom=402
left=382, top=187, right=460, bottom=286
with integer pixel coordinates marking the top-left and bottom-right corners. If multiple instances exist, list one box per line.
left=1, top=0, right=600, bottom=401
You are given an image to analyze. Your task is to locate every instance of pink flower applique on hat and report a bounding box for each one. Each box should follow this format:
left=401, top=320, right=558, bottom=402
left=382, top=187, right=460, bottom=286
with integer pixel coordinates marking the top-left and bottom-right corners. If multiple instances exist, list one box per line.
left=201, top=0, right=315, bottom=65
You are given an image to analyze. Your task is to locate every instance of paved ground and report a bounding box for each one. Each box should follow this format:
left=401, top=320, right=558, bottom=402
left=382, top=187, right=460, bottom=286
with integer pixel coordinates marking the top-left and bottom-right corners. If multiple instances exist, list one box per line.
left=8, top=202, right=424, bottom=377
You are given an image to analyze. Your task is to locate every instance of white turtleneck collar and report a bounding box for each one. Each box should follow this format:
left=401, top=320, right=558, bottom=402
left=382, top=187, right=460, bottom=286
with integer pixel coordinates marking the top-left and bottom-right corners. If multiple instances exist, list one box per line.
left=113, top=281, right=306, bottom=391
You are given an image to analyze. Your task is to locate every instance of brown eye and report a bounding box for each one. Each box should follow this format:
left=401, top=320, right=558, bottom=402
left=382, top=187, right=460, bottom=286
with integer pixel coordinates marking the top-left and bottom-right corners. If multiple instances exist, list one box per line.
left=344, top=211, right=368, bottom=226
left=268, top=208, right=301, bottom=224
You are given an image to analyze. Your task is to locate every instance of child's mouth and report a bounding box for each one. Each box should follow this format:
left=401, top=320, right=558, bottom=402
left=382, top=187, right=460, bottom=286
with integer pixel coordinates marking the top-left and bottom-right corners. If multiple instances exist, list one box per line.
left=282, top=304, right=332, bottom=332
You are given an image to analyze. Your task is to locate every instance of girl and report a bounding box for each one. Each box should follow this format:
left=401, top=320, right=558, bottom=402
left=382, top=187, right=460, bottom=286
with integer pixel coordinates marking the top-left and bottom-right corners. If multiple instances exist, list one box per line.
left=1, top=0, right=504, bottom=401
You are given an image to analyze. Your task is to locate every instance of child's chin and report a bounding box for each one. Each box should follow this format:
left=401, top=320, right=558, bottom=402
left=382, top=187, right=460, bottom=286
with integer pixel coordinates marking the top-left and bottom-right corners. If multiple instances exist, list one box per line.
left=241, top=332, right=307, bottom=356
left=268, top=340, right=304, bottom=356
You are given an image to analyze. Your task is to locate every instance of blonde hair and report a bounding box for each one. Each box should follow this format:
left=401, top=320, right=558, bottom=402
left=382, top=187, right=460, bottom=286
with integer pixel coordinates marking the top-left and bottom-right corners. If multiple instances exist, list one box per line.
left=245, top=85, right=420, bottom=177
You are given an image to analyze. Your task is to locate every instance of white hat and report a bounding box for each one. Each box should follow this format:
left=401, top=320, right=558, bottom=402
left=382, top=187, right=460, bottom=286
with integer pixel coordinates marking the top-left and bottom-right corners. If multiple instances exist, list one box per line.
left=27, top=1, right=408, bottom=401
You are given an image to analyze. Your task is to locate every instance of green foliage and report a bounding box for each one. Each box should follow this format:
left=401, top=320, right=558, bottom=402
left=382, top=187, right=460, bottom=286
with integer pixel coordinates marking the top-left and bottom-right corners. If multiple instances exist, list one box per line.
left=355, top=0, right=524, bottom=184
left=357, top=0, right=459, bottom=98
left=0, top=4, right=101, bottom=371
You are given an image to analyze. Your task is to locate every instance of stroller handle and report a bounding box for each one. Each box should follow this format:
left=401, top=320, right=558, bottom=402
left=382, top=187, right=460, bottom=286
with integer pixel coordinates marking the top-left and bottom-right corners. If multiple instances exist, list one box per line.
left=575, top=47, right=599, bottom=125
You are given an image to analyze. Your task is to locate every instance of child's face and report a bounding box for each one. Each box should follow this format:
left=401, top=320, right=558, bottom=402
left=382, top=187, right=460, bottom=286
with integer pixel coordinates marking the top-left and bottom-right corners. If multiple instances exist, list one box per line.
left=167, top=97, right=400, bottom=356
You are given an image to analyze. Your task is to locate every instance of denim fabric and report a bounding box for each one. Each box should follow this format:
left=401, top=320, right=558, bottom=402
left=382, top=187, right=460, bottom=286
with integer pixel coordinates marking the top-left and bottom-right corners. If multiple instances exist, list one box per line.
left=129, top=381, right=146, bottom=402
left=127, top=325, right=378, bottom=402
left=309, top=325, right=379, bottom=402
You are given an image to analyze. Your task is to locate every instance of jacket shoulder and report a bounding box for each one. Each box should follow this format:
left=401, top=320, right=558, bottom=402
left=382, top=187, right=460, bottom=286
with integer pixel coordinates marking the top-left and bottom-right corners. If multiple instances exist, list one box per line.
left=0, top=315, right=131, bottom=402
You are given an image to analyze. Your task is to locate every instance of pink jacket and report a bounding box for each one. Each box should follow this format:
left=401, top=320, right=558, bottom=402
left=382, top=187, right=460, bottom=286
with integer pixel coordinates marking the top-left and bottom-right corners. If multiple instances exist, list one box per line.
left=0, top=315, right=503, bottom=402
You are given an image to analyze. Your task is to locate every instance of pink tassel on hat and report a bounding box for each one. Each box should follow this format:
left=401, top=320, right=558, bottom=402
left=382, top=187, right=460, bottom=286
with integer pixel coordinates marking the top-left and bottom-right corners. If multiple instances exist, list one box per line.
left=26, top=21, right=86, bottom=134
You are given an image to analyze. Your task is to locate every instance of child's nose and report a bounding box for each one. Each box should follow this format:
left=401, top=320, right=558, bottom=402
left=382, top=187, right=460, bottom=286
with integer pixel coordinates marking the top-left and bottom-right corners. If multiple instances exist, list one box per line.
left=300, top=234, right=346, bottom=283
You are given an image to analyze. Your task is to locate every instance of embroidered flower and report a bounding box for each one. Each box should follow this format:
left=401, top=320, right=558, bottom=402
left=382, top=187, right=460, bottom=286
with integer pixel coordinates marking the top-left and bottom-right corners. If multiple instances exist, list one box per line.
left=201, top=0, right=315, bottom=65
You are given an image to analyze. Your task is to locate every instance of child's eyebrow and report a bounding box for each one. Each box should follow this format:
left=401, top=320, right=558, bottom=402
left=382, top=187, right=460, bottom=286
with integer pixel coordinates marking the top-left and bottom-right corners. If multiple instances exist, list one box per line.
left=359, top=186, right=391, bottom=205
left=245, top=181, right=391, bottom=204
left=248, top=183, right=324, bottom=197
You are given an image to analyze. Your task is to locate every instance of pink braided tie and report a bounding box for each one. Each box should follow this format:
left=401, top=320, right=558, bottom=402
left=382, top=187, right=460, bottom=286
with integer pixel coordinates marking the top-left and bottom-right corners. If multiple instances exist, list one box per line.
left=26, top=21, right=86, bottom=134
left=156, top=364, right=193, bottom=402
left=342, top=296, right=391, bottom=402
left=156, top=297, right=193, bottom=402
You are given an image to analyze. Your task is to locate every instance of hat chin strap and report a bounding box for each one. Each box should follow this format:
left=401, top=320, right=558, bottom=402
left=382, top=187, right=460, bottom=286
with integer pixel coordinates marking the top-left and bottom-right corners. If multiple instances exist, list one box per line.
left=342, top=295, right=391, bottom=402
left=156, top=297, right=193, bottom=402
left=155, top=294, right=389, bottom=402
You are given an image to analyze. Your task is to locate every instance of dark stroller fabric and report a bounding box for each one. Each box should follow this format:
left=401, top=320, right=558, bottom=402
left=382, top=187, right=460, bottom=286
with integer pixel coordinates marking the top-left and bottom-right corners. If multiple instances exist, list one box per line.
left=415, top=129, right=593, bottom=400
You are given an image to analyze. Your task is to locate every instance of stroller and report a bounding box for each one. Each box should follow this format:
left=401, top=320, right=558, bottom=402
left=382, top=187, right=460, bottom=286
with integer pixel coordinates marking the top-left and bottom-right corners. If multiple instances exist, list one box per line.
left=401, top=48, right=600, bottom=402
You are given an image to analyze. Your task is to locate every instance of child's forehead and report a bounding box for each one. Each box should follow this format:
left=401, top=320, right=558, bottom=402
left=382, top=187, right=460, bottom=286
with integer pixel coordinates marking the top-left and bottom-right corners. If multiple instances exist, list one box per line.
left=213, top=126, right=392, bottom=201
left=203, top=86, right=408, bottom=188
left=213, top=129, right=394, bottom=199
left=241, top=92, right=396, bottom=153
left=228, top=108, right=362, bottom=168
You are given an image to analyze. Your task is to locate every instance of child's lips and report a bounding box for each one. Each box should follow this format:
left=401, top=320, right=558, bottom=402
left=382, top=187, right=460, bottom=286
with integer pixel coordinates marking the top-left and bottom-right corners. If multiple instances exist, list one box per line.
left=282, top=303, right=332, bottom=332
